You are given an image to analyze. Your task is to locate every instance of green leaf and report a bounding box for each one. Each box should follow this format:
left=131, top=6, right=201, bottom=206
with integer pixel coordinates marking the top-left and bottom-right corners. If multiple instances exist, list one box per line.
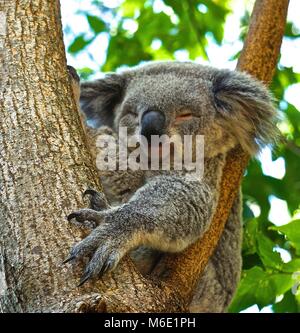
left=228, top=267, right=272, bottom=312
left=270, top=273, right=294, bottom=296
left=102, top=33, right=153, bottom=71
left=87, top=15, right=107, bottom=34
left=270, top=220, right=300, bottom=255
left=282, top=259, right=300, bottom=273
left=273, top=290, right=299, bottom=313
left=68, top=34, right=94, bottom=54
left=242, top=218, right=258, bottom=255
left=77, top=67, right=94, bottom=80
left=257, top=233, right=283, bottom=270
left=229, top=267, right=294, bottom=312
left=285, top=22, right=300, bottom=38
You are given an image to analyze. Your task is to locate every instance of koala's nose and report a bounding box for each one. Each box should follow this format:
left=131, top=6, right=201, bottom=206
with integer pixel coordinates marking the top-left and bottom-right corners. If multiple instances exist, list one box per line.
left=141, top=110, right=165, bottom=141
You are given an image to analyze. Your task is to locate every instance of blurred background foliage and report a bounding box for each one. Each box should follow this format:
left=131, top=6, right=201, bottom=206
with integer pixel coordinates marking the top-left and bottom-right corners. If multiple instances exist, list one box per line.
left=61, top=0, right=300, bottom=312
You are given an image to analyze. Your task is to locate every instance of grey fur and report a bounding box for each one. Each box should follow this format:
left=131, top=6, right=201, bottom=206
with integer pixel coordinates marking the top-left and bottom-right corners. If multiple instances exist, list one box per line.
left=80, top=74, right=125, bottom=128
left=66, top=62, right=278, bottom=312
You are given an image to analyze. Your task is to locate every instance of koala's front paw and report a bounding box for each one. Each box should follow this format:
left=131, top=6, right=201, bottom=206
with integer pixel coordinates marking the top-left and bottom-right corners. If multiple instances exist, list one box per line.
left=64, top=220, right=126, bottom=286
left=64, top=205, right=135, bottom=286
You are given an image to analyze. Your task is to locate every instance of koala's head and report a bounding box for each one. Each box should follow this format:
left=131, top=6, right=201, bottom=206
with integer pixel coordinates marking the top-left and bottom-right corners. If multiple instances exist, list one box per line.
left=80, top=61, right=278, bottom=158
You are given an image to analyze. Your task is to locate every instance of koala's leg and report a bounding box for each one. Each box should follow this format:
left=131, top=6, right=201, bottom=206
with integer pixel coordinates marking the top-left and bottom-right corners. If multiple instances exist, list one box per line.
left=189, top=193, right=243, bottom=313
left=64, top=175, right=214, bottom=284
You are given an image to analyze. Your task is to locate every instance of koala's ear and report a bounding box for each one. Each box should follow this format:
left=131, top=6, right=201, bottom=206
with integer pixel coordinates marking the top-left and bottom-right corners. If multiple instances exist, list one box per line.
left=80, top=74, right=125, bottom=128
left=212, top=69, right=279, bottom=154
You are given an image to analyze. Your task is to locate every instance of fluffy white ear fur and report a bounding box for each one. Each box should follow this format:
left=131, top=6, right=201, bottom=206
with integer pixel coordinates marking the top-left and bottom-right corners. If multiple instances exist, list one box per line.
left=212, top=69, right=279, bottom=154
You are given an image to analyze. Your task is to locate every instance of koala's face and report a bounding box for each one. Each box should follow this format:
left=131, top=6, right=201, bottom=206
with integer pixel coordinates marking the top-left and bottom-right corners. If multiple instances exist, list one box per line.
left=80, top=61, right=277, bottom=158
left=117, top=72, right=213, bottom=134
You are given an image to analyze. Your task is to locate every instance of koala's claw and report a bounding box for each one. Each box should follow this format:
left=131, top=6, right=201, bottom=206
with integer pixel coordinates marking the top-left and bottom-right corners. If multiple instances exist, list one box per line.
left=67, top=208, right=104, bottom=229
left=67, top=212, right=80, bottom=222
left=62, top=254, right=76, bottom=265
left=77, top=258, right=112, bottom=287
left=83, top=189, right=99, bottom=198
left=83, top=188, right=110, bottom=211
left=83, top=244, right=120, bottom=281
left=77, top=271, right=92, bottom=287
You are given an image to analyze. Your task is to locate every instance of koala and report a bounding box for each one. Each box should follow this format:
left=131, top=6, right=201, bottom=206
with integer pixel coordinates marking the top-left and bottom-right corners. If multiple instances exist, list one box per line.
left=65, top=62, right=278, bottom=312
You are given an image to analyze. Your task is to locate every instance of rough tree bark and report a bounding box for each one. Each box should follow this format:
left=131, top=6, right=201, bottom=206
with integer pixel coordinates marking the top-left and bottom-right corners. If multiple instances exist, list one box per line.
left=0, top=0, right=289, bottom=312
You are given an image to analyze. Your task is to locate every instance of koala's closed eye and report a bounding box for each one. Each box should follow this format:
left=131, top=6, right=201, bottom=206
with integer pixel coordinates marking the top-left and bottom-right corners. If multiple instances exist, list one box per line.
left=175, top=111, right=194, bottom=124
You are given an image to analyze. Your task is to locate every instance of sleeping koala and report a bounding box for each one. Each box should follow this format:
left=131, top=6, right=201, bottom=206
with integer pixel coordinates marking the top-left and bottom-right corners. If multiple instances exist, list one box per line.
left=65, top=62, right=278, bottom=312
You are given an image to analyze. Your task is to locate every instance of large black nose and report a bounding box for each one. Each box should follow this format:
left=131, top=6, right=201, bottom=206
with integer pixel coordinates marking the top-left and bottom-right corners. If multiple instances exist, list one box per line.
left=141, top=110, right=165, bottom=141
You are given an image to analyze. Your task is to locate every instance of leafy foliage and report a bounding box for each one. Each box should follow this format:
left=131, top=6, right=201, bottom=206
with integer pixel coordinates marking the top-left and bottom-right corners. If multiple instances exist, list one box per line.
left=66, top=0, right=230, bottom=73
left=63, top=0, right=300, bottom=312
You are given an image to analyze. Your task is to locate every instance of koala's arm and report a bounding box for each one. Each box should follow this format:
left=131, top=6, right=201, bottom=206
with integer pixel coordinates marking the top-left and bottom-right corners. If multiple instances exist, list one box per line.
left=123, top=175, right=213, bottom=252
left=65, top=175, right=213, bottom=283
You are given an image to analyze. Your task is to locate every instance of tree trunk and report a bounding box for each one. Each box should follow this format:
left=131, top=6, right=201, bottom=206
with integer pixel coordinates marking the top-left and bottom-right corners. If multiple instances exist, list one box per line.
left=0, top=0, right=289, bottom=312
left=0, top=0, right=103, bottom=312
